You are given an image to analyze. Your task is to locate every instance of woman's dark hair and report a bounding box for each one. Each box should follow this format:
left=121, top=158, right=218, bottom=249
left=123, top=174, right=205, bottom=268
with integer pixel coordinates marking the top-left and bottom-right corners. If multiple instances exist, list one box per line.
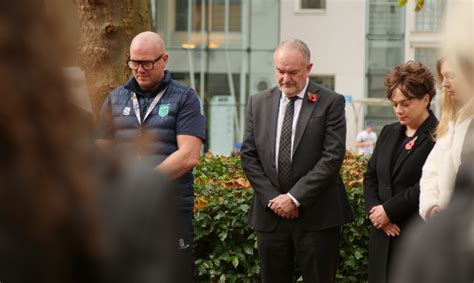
left=384, top=61, right=437, bottom=108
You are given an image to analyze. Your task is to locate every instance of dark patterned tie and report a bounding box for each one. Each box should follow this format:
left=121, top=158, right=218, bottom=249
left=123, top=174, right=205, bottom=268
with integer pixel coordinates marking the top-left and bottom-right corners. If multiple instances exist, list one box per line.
left=278, top=96, right=298, bottom=192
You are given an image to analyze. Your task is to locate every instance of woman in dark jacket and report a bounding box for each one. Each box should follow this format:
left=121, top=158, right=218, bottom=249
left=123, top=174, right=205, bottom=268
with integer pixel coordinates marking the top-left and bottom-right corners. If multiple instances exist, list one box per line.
left=363, top=61, right=438, bottom=283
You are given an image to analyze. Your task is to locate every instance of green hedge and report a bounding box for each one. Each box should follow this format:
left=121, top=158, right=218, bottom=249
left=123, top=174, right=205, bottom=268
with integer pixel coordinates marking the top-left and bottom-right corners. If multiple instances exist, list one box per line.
left=194, top=152, right=370, bottom=282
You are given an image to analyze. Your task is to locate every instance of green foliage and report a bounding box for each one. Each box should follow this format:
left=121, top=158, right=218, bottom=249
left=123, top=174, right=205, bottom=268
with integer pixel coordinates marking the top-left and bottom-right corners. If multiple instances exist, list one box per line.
left=193, top=153, right=259, bottom=282
left=398, top=0, right=425, bottom=12
left=337, top=152, right=370, bottom=282
left=194, top=152, right=370, bottom=282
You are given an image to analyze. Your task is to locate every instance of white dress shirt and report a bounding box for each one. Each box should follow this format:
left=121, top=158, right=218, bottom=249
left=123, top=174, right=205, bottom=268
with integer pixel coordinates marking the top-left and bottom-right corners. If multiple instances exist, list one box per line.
left=274, top=78, right=309, bottom=206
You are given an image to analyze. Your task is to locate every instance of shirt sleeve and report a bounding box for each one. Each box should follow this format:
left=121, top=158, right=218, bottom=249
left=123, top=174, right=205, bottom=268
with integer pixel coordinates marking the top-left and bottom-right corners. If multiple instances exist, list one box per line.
left=287, top=193, right=301, bottom=207
left=419, top=141, right=442, bottom=220
left=176, top=88, right=207, bottom=141
left=95, top=94, right=115, bottom=140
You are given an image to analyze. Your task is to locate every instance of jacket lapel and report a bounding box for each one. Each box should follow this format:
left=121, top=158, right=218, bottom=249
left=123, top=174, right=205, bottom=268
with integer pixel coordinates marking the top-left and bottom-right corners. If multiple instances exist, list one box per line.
left=293, top=83, right=319, bottom=154
left=381, top=124, right=404, bottom=179
left=266, top=88, right=282, bottom=167
left=392, top=112, right=438, bottom=177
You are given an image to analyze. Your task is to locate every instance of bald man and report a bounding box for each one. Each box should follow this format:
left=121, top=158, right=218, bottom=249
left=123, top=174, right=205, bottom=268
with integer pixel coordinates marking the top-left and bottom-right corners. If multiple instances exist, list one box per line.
left=96, top=31, right=206, bottom=280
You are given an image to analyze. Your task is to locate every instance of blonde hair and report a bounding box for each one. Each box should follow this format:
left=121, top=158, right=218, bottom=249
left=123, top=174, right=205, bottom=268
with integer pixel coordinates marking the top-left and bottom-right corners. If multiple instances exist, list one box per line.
left=434, top=58, right=457, bottom=139
left=442, top=1, right=474, bottom=108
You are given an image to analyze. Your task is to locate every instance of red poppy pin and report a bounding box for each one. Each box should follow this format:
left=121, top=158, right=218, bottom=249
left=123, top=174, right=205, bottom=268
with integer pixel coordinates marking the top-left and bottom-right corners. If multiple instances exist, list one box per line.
left=405, top=136, right=418, bottom=151
left=307, top=91, right=318, bottom=103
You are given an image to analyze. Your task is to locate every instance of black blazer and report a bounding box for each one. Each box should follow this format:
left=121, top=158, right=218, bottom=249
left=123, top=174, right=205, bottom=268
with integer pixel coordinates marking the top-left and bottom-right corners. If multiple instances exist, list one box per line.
left=363, top=111, right=438, bottom=283
left=241, top=82, right=354, bottom=232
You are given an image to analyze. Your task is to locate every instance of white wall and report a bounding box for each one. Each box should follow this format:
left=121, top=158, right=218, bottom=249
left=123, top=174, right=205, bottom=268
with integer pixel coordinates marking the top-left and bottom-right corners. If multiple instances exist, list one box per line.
left=280, top=0, right=367, bottom=150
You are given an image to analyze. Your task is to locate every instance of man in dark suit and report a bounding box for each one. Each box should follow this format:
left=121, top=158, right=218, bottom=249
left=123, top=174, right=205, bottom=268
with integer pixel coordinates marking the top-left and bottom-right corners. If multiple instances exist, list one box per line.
left=240, top=39, right=354, bottom=282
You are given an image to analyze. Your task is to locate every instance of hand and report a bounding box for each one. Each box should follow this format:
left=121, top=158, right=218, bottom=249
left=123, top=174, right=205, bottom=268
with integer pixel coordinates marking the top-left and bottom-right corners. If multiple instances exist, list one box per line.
left=280, top=207, right=299, bottom=219
left=369, top=205, right=390, bottom=229
left=382, top=223, right=401, bottom=237
left=427, top=205, right=442, bottom=220
left=269, top=194, right=298, bottom=219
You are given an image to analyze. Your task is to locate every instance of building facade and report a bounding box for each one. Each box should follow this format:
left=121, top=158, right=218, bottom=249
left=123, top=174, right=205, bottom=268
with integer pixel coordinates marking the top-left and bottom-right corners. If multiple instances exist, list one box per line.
left=152, top=0, right=446, bottom=154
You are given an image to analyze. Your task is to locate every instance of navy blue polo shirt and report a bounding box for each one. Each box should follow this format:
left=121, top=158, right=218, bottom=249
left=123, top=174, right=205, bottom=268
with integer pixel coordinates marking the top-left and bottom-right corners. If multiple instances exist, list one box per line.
left=96, top=71, right=206, bottom=208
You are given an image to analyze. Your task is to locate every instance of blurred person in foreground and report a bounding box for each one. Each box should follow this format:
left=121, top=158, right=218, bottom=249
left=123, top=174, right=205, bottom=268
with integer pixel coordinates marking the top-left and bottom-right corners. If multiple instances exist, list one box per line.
left=355, top=120, right=377, bottom=155
left=363, top=61, right=438, bottom=283
left=0, top=1, right=180, bottom=283
left=391, top=1, right=474, bottom=282
left=95, top=31, right=206, bottom=280
left=419, top=57, right=473, bottom=221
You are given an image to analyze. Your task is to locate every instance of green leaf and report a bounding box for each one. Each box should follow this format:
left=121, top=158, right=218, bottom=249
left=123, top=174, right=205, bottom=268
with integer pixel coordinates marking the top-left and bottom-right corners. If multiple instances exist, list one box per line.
left=232, top=256, right=239, bottom=268
left=243, top=245, right=253, bottom=255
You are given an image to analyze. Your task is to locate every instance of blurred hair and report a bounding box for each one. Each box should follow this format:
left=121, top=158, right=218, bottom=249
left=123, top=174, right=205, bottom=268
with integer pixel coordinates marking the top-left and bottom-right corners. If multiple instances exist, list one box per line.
left=0, top=1, right=102, bottom=282
left=434, top=58, right=457, bottom=138
left=443, top=0, right=474, bottom=108
left=435, top=57, right=446, bottom=83
left=274, top=38, right=311, bottom=65
left=384, top=61, right=436, bottom=109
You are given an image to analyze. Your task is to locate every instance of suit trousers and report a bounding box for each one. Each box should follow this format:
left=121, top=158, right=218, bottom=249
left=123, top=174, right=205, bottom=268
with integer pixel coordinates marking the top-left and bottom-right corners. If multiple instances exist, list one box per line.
left=257, top=218, right=340, bottom=283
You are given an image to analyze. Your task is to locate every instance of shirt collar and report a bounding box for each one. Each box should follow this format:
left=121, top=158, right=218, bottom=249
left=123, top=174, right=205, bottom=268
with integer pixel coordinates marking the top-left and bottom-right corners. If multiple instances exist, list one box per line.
left=125, top=70, right=172, bottom=97
left=281, top=78, right=309, bottom=100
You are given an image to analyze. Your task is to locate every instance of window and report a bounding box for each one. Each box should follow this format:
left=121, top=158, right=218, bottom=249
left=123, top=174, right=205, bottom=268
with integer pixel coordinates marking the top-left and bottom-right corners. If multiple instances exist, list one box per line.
left=171, top=72, right=243, bottom=104
left=300, top=0, right=325, bottom=9
left=415, top=0, right=446, bottom=32
left=175, top=0, right=241, bottom=32
left=367, top=39, right=404, bottom=74
left=415, top=47, right=439, bottom=75
left=309, top=75, right=334, bottom=91
left=365, top=0, right=405, bottom=126
left=368, top=1, right=404, bottom=36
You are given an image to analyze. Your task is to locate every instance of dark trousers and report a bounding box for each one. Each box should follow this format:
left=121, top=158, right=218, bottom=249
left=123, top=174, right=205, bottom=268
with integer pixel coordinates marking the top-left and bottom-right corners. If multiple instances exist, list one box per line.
left=257, top=219, right=340, bottom=283
left=174, top=208, right=195, bottom=282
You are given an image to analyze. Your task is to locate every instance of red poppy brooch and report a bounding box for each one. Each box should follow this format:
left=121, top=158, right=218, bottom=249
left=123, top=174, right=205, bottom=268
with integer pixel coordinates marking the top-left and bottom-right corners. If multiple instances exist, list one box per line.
left=405, top=136, right=418, bottom=151
left=307, top=91, right=318, bottom=103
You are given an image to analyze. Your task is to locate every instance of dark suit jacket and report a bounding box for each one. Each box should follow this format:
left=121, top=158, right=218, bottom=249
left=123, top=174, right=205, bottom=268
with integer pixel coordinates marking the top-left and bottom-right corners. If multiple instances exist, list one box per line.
left=241, top=82, right=354, bottom=232
left=363, top=112, right=438, bottom=283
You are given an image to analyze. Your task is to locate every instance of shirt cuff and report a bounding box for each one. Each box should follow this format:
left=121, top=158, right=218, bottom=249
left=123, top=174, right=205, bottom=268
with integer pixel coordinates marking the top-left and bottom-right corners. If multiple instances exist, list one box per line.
left=287, top=193, right=301, bottom=207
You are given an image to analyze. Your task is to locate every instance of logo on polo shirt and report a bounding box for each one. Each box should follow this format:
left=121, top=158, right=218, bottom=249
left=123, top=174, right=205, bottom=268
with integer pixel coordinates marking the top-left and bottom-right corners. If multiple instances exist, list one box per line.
left=122, top=107, right=131, bottom=116
left=158, top=104, right=170, bottom=118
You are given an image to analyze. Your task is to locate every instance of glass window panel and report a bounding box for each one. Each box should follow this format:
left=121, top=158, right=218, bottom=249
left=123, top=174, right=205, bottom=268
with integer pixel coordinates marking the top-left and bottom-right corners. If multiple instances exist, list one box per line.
left=174, top=0, right=241, bottom=32
left=414, top=47, right=439, bottom=75
left=301, top=0, right=325, bottom=9
left=309, top=75, right=335, bottom=91
left=366, top=0, right=405, bottom=127
left=367, top=72, right=387, bottom=100
left=367, top=39, right=404, bottom=74
left=368, top=1, right=404, bottom=36
left=415, top=0, right=446, bottom=32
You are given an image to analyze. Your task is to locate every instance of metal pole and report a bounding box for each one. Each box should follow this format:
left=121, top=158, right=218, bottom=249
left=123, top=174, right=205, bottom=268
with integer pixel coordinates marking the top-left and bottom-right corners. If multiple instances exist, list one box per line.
left=199, top=0, right=207, bottom=113
left=187, top=0, right=196, bottom=89
left=239, top=0, right=250, bottom=143
left=224, top=0, right=239, bottom=142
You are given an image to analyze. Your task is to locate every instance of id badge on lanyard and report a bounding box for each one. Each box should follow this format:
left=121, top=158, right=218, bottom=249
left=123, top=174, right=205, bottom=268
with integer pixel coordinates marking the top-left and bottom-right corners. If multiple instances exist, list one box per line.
left=131, top=87, right=168, bottom=135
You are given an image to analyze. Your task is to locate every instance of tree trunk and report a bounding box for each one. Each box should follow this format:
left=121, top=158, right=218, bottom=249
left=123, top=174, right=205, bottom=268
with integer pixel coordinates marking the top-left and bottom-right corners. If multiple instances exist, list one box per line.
left=74, top=0, right=151, bottom=117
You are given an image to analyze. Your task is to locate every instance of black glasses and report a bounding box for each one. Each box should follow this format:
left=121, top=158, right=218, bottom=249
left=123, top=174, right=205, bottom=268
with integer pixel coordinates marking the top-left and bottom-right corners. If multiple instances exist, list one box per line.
left=127, top=54, right=164, bottom=71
